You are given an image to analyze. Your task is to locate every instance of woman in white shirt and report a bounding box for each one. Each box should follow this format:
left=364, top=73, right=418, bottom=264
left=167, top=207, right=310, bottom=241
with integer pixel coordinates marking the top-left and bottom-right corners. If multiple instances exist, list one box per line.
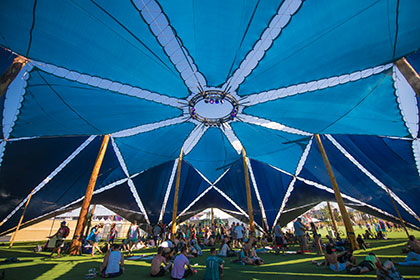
left=100, top=244, right=124, bottom=278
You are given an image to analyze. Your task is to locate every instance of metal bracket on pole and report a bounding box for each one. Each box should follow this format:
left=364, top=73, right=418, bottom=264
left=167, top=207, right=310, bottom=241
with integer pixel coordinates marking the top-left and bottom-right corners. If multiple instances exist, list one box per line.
left=0, top=55, right=28, bottom=98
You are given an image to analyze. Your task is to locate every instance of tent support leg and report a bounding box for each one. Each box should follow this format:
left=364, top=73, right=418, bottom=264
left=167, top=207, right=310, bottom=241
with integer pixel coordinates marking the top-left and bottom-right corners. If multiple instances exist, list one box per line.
left=69, top=135, right=110, bottom=255
left=9, top=189, right=34, bottom=248
left=315, top=134, right=359, bottom=250
left=171, top=149, right=183, bottom=240
left=384, top=188, right=410, bottom=238
left=0, top=55, right=27, bottom=98
left=83, top=204, right=96, bottom=238
left=395, top=58, right=420, bottom=98
left=242, top=148, right=255, bottom=234
left=211, top=208, right=214, bottom=225
left=327, top=201, right=339, bottom=238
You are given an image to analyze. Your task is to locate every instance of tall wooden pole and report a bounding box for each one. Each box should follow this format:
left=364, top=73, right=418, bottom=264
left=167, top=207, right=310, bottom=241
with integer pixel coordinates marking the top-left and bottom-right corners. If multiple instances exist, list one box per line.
left=171, top=149, right=183, bottom=239
left=242, top=148, right=255, bottom=234
left=69, top=135, right=110, bottom=255
left=315, top=134, right=359, bottom=250
left=9, top=189, right=34, bottom=248
left=0, top=56, right=27, bottom=98
left=384, top=188, right=410, bottom=238
left=211, top=208, right=214, bottom=225
left=327, top=201, right=339, bottom=237
left=395, top=57, right=420, bottom=98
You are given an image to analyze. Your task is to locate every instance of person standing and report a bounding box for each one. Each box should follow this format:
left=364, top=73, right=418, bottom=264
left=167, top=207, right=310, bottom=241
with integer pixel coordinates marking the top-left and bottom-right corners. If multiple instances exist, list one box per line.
left=293, top=218, right=307, bottom=254
left=49, top=221, right=70, bottom=258
left=273, top=223, right=285, bottom=256
left=310, top=222, right=323, bottom=255
left=127, top=221, right=140, bottom=256
left=87, top=223, right=104, bottom=256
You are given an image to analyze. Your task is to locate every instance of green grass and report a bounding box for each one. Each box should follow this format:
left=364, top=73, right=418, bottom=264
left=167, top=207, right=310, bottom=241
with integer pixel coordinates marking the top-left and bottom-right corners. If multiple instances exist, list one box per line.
left=1, top=228, right=419, bottom=280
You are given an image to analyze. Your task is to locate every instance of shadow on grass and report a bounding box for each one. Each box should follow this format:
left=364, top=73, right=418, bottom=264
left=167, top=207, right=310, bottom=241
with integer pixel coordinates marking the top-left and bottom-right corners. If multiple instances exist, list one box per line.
left=0, top=263, right=54, bottom=280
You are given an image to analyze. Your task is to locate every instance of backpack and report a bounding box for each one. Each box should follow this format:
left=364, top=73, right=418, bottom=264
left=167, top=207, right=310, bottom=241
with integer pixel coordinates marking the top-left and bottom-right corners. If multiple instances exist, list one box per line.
left=63, top=226, right=70, bottom=238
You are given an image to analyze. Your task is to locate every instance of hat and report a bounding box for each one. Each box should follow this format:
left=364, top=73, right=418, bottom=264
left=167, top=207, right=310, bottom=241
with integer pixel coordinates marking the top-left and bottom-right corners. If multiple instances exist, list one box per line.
left=61, top=221, right=66, bottom=225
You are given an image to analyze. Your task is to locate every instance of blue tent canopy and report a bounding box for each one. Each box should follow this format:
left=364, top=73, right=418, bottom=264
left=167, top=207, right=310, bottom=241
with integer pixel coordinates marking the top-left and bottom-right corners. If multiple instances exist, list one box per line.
left=1, top=0, right=420, bottom=234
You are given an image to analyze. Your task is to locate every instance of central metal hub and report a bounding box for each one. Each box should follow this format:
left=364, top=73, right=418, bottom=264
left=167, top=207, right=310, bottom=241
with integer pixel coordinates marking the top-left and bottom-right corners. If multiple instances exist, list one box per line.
left=189, top=90, right=239, bottom=126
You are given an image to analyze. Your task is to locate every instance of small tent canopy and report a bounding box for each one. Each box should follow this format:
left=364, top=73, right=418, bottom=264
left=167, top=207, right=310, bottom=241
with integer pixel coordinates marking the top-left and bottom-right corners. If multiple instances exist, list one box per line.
left=1, top=0, right=420, bottom=235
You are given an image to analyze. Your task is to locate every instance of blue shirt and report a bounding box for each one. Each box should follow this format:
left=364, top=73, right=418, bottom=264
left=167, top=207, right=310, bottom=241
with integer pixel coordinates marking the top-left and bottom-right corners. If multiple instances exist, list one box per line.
left=294, top=220, right=305, bottom=236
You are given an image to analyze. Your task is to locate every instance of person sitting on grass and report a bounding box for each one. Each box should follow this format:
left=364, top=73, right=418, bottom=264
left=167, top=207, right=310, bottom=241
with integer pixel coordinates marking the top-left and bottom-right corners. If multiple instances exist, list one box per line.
left=171, top=247, right=197, bottom=280
left=49, top=221, right=70, bottom=258
left=402, top=235, right=420, bottom=254
left=100, top=244, right=124, bottom=278
left=151, top=247, right=172, bottom=277
left=357, top=234, right=369, bottom=250
left=87, top=223, right=104, bottom=256
left=337, top=248, right=356, bottom=266
left=398, top=251, right=420, bottom=267
left=376, top=259, right=403, bottom=280
left=324, top=244, right=351, bottom=272
left=249, top=243, right=264, bottom=265
left=204, top=248, right=224, bottom=280
left=348, top=253, right=379, bottom=274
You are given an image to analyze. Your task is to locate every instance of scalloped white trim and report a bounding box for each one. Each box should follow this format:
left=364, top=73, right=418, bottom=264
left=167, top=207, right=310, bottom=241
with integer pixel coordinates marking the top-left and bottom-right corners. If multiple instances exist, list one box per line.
left=158, top=159, right=178, bottom=222
left=242, top=63, right=392, bottom=106
left=182, top=124, right=208, bottom=155
left=111, top=116, right=188, bottom=138
left=221, top=123, right=243, bottom=154
left=178, top=186, right=213, bottom=217
left=31, top=60, right=182, bottom=107
left=238, top=114, right=312, bottom=136
left=393, top=66, right=419, bottom=138
left=412, top=139, right=420, bottom=187
left=127, top=178, right=150, bottom=224
left=111, top=137, right=130, bottom=176
left=327, top=134, right=420, bottom=222
left=247, top=158, right=268, bottom=228
left=224, top=0, right=303, bottom=93
left=132, top=0, right=206, bottom=94
left=273, top=139, right=312, bottom=226
left=0, top=136, right=96, bottom=225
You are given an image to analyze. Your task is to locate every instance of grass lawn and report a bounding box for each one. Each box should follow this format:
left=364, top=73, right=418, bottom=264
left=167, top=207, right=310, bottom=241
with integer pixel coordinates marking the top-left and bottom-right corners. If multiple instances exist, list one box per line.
left=0, top=227, right=419, bottom=280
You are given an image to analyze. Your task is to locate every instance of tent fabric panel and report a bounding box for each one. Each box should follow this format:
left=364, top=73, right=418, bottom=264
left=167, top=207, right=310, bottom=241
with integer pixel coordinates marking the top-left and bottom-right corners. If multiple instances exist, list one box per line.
left=178, top=188, right=244, bottom=220
left=11, top=69, right=182, bottom=138
left=0, top=0, right=189, bottom=98
left=231, top=122, right=309, bottom=174
left=299, top=137, right=420, bottom=227
left=245, top=72, right=409, bottom=137
left=239, top=0, right=420, bottom=95
left=214, top=158, right=263, bottom=227
left=248, top=159, right=293, bottom=227
left=0, top=136, right=126, bottom=233
left=159, top=0, right=282, bottom=86
left=90, top=182, right=142, bottom=218
left=130, top=160, right=175, bottom=225
left=185, top=128, right=241, bottom=182
left=115, top=122, right=194, bottom=175
left=0, top=136, right=88, bottom=221
left=162, top=161, right=210, bottom=225
left=331, top=135, right=420, bottom=221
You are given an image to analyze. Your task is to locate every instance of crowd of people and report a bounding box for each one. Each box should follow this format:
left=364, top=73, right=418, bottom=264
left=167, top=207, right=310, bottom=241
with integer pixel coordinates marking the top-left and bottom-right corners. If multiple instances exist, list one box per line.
left=46, top=217, right=420, bottom=279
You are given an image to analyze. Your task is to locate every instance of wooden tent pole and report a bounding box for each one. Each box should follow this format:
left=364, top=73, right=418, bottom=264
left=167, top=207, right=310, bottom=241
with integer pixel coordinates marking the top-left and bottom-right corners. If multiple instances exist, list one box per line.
left=315, top=134, right=359, bottom=250
left=327, top=201, right=339, bottom=237
left=384, top=188, right=410, bottom=238
left=242, top=148, right=255, bottom=234
left=0, top=56, right=27, bottom=98
left=69, top=135, right=110, bottom=255
left=9, top=189, right=34, bottom=248
left=171, top=149, right=183, bottom=240
left=395, top=57, right=420, bottom=98
left=211, top=208, right=214, bottom=225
